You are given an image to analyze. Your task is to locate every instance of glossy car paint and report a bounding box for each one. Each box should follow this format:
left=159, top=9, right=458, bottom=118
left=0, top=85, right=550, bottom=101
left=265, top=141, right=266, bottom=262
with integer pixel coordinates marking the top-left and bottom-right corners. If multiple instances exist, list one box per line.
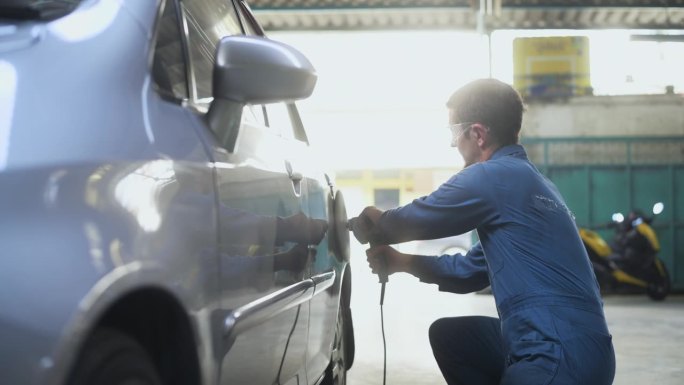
left=0, top=1, right=350, bottom=385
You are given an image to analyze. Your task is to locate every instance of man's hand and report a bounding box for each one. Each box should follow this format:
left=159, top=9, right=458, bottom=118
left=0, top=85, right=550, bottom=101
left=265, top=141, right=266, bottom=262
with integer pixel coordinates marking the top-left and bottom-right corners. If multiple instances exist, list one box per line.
left=360, top=206, right=383, bottom=224
left=349, top=206, right=384, bottom=245
left=366, top=245, right=412, bottom=276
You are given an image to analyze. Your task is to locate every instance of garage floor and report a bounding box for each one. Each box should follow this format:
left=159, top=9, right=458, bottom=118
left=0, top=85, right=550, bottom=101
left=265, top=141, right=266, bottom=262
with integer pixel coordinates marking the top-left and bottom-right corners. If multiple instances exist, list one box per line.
left=347, top=246, right=684, bottom=384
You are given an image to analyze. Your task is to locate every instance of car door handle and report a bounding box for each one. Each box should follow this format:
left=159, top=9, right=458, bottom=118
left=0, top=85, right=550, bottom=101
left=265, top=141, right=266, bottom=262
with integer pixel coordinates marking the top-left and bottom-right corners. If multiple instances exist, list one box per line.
left=285, top=160, right=300, bottom=178
left=290, top=172, right=302, bottom=195
left=289, top=171, right=303, bottom=182
left=285, top=160, right=302, bottom=195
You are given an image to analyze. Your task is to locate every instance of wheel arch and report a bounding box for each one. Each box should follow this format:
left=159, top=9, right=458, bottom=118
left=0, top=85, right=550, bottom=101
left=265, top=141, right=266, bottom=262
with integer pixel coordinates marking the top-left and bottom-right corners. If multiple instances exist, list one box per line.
left=69, top=287, right=201, bottom=385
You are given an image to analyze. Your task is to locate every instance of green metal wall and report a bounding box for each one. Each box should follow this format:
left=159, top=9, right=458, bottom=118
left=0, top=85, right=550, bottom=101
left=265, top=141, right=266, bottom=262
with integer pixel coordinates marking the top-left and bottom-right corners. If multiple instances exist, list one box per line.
left=523, top=137, right=684, bottom=290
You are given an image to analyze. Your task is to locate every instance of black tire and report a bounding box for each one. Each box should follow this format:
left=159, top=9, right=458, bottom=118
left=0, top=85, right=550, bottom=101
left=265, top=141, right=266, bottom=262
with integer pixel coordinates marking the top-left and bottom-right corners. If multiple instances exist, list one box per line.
left=340, top=268, right=355, bottom=370
left=647, top=260, right=670, bottom=301
left=342, top=307, right=355, bottom=370
left=322, top=306, right=348, bottom=385
left=67, top=328, right=162, bottom=385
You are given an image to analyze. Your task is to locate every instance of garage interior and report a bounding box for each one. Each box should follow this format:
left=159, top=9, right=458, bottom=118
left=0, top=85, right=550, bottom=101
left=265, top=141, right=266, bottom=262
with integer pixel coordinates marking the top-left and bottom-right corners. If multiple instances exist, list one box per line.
left=250, top=0, right=684, bottom=292
left=246, top=2, right=684, bottom=384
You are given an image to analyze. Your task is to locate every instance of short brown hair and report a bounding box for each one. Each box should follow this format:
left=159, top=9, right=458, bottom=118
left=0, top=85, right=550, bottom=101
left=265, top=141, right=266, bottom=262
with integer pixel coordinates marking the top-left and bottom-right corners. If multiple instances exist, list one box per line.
left=446, top=79, right=524, bottom=146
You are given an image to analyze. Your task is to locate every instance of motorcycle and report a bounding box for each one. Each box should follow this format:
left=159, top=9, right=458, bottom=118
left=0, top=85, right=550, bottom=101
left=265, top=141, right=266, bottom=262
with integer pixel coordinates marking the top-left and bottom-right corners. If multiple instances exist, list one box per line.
left=579, top=203, right=671, bottom=301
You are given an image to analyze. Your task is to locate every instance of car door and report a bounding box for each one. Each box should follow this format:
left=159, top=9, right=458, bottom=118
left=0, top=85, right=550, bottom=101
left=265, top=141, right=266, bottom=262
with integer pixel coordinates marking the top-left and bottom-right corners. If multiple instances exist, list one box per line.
left=179, top=0, right=311, bottom=384
left=233, top=3, right=345, bottom=381
left=289, top=108, right=343, bottom=382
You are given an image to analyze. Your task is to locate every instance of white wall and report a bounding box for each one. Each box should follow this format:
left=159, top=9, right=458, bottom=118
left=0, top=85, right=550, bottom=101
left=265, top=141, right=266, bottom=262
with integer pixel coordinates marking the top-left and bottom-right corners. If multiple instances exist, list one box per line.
left=522, top=94, right=684, bottom=137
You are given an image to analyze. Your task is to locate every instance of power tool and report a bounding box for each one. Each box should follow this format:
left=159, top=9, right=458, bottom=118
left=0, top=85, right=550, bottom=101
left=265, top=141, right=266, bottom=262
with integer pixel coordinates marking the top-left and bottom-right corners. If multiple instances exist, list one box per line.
left=347, top=216, right=388, bottom=304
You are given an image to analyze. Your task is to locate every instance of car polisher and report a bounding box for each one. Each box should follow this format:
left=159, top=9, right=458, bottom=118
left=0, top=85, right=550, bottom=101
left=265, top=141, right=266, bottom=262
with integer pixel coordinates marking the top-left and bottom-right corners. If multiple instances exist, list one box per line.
left=347, top=216, right=388, bottom=304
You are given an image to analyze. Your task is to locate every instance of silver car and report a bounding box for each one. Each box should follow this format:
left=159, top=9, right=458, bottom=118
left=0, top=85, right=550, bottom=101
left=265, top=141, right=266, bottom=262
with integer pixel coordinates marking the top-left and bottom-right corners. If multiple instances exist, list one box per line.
left=0, top=1, right=354, bottom=384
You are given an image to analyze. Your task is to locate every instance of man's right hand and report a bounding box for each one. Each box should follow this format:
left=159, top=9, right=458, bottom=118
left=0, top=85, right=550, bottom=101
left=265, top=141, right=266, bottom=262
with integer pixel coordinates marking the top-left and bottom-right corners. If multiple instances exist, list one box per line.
left=366, top=245, right=412, bottom=276
left=349, top=206, right=384, bottom=245
left=359, top=206, right=383, bottom=224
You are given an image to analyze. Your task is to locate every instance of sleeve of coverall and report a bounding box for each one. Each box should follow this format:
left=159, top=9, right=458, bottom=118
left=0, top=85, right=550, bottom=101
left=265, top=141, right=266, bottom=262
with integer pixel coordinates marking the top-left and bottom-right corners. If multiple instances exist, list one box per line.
left=376, top=164, right=497, bottom=245
left=410, top=242, right=490, bottom=293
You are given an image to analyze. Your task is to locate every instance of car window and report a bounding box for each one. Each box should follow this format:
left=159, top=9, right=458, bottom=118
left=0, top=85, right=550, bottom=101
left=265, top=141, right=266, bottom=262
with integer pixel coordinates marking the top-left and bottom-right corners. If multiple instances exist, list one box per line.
left=181, top=0, right=243, bottom=105
left=264, top=103, right=296, bottom=140
left=242, top=105, right=267, bottom=126
left=152, top=0, right=188, bottom=100
left=231, top=0, right=270, bottom=125
left=235, top=0, right=262, bottom=36
left=262, top=103, right=310, bottom=144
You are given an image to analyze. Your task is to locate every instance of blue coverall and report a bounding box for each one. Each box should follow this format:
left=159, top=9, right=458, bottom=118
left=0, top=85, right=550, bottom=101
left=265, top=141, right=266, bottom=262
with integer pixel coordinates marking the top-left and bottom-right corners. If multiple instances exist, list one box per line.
left=375, top=144, right=615, bottom=384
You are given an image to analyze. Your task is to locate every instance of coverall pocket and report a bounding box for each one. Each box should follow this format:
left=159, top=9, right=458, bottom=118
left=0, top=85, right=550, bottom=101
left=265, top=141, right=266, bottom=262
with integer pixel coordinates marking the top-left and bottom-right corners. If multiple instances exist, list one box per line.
left=500, top=309, right=561, bottom=385
left=501, top=339, right=561, bottom=385
left=551, top=312, right=616, bottom=385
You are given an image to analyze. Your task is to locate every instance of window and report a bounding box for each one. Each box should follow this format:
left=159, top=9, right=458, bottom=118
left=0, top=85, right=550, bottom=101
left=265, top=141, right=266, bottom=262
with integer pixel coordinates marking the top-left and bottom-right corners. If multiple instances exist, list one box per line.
left=182, top=0, right=243, bottom=104
left=242, top=105, right=266, bottom=126
left=373, top=170, right=401, bottom=179
left=235, top=0, right=264, bottom=36
left=152, top=0, right=187, bottom=100
left=264, top=103, right=296, bottom=139
left=374, top=189, right=400, bottom=211
left=261, top=103, right=309, bottom=143
left=233, top=0, right=270, bottom=128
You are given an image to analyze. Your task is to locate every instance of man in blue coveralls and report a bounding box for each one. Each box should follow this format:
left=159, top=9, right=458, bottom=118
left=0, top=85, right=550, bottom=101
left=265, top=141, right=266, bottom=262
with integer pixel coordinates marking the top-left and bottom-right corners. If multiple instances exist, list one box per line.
left=354, top=79, right=615, bottom=384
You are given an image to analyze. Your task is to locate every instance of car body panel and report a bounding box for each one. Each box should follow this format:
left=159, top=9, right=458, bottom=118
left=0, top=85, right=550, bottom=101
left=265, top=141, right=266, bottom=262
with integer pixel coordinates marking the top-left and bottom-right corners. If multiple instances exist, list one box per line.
left=1, top=0, right=162, bottom=172
left=0, top=160, right=219, bottom=385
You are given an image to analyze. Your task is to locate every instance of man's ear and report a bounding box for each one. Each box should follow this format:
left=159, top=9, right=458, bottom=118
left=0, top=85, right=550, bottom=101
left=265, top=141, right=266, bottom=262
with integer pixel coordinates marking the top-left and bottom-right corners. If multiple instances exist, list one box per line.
left=471, top=123, right=488, bottom=148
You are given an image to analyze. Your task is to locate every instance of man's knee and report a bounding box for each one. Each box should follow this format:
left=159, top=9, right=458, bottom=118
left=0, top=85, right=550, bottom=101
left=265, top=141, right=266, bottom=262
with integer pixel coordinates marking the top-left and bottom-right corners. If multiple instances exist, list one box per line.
left=429, top=317, right=474, bottom=355
left=428, top=317, right=505, bottom=385
left=428, top=318, right=451, bottom=350
left=429, top=317, right=502, bottom=355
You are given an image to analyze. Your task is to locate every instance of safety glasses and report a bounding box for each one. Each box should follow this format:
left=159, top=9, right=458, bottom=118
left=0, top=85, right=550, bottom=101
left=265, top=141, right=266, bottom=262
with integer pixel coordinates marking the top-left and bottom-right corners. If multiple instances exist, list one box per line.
left=447, top=122, right=474, bottom=141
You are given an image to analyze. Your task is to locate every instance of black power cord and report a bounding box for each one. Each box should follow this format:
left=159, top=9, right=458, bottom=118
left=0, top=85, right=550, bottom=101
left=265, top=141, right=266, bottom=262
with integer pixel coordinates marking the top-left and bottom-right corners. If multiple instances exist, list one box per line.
left=373, top=243, right=388, bottom=385
left=380, top=298, right=387, bottom=385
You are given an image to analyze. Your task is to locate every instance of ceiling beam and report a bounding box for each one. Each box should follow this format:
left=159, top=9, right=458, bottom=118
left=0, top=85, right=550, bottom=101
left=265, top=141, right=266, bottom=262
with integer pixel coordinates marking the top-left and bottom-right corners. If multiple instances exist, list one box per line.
left=255, top=7, right=684, bottom=30
left=249, top=0, right=684, bottom=10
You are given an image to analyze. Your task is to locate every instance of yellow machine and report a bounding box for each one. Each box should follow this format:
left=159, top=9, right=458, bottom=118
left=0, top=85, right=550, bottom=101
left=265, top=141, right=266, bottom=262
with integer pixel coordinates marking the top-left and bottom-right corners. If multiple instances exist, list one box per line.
left=513, top=36, right=591, bottom=98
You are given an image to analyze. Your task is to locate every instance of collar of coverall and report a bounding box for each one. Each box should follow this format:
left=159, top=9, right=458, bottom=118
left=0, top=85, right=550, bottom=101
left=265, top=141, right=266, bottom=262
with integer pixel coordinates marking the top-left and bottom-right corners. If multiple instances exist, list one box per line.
left=489, top=144, right=527, bottom=161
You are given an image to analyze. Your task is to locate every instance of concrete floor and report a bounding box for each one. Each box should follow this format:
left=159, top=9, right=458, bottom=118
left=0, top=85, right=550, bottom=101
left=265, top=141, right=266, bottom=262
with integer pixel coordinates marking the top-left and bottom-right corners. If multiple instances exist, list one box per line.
left=346, top=243, right=684, bottom=385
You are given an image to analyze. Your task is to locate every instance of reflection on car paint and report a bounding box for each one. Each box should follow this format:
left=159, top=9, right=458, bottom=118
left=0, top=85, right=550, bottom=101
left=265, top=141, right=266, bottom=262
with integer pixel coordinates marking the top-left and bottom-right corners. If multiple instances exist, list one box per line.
left=114, top=161, right=177, bottom=233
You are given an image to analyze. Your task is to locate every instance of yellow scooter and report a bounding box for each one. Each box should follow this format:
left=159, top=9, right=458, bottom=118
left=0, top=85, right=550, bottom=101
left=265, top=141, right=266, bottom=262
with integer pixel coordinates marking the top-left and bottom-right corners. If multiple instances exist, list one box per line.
left=579, top=203, right=670, bottom=301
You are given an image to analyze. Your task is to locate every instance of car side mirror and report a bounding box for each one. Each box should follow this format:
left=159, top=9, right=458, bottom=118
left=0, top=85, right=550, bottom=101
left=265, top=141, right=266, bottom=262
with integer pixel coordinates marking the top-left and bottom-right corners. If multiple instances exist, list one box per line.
left=213, top=35, right=317, bottom=104
left=207, top=36, right=317, bottom=152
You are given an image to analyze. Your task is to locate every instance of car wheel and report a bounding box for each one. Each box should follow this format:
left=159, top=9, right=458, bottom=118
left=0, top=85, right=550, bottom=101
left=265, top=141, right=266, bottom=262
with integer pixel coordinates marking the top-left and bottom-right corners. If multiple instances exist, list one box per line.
left=67, top=328, right=161, bottom=385
left=322, top=306, right=348, bottom=385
